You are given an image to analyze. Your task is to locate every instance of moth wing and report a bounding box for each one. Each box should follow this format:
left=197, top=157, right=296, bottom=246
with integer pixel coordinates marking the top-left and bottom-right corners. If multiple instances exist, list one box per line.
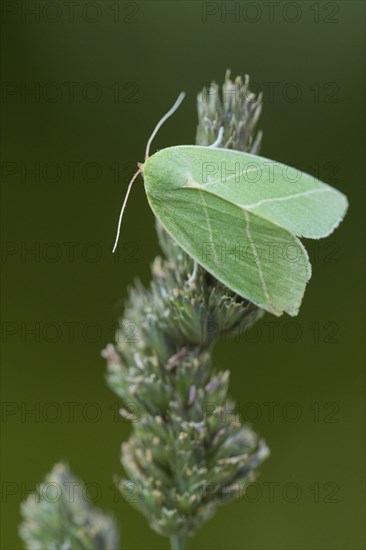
left=145, top=185, right=311, bottom=316
left=149, top=146, right=348, bottom=240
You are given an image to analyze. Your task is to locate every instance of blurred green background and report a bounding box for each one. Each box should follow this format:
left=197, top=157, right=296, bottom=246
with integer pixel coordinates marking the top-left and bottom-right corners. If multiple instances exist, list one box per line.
left=1, top=1, right=365, bottom=549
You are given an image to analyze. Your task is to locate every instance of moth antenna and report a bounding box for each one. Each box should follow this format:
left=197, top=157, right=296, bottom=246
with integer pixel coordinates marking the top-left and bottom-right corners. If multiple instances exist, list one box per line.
left=209, top=126, right=224, bottom=148
left=145, top=91, right=185, bottom=159
left=113, top=92, right=185, bottom=253
left=112, top=167, right=142, bottom=253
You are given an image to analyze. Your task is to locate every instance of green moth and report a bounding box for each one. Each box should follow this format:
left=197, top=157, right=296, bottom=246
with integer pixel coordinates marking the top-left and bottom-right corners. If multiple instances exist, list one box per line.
left=113, top=93, right=348, bottom=317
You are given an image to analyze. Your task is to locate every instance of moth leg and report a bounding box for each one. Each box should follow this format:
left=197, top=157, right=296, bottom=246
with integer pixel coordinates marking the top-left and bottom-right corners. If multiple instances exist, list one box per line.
left=209, top=126, right=224, bottom=148
left=187, top=260, right=198, bottom=286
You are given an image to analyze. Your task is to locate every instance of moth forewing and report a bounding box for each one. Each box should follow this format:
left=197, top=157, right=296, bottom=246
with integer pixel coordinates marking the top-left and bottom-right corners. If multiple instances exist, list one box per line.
left=142, top=153, right=312, bottom=316
left=142, top=145, right=347, bottom=316
left=143, top=146, right=348, bottom=239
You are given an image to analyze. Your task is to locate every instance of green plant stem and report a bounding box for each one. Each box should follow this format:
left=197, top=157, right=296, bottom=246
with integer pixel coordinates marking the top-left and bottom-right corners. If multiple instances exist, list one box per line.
left=104, top=71, right=269, bottom=545
left=170, top=534, right=187, bottom=550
